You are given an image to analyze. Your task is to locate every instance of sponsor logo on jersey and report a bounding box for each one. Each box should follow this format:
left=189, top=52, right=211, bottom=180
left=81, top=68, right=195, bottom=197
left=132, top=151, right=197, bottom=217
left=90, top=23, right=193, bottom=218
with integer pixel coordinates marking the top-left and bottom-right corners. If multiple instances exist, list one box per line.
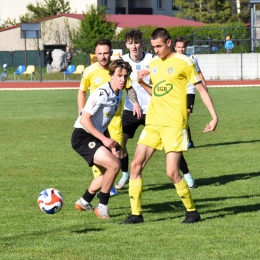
left=153, top=80, right=173, bottom=97
left=136, top=65, right=141, bottom=70
left=99, top=91, right=104, bottom=96
left=95, top=77, right=102, bottom=84
left=152, top=67, right=158, bottom=74
left=167, top=67, right=174, bottom=74
left=88, top=142, right=96, bottom=149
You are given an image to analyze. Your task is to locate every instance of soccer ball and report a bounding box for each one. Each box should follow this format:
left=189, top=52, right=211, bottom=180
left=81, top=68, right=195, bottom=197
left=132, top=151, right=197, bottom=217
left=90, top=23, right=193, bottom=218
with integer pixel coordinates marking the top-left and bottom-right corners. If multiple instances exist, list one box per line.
left=3, top=64, right=8, bottom=69
left=37, top=188, right=64, bottom=214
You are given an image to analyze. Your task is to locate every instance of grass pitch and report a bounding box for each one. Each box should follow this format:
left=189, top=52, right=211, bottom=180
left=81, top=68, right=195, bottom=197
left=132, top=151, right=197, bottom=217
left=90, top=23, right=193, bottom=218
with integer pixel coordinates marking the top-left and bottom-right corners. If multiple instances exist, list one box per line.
left=1, top=87, right=260, bottom=260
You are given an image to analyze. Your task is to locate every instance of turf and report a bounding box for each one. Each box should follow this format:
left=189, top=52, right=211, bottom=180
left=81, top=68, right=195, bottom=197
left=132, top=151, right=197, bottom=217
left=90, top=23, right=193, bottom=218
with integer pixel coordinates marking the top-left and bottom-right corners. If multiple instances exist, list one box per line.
left=1, top=87, right=260, bottom=260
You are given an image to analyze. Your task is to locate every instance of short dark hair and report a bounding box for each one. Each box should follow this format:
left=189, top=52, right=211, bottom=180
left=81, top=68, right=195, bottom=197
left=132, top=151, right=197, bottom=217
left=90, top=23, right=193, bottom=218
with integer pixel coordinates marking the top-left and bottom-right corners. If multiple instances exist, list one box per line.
left=95, top=38, right=112, bottom=50
left=125, top=30, right=143, bottom=41
left=151, top=28, right=171, bottom=43
left=108, top=60, right=132, bottom=77
left=174, top=37, right=188, bottom=47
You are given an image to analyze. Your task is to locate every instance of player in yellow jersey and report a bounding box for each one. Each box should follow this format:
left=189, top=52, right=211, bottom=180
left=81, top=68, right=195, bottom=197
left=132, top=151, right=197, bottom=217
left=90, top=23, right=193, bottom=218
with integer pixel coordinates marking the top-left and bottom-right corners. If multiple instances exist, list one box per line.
left=121, top=28, right=218, bottom=224
left=77, top=38, right=141, bottom=196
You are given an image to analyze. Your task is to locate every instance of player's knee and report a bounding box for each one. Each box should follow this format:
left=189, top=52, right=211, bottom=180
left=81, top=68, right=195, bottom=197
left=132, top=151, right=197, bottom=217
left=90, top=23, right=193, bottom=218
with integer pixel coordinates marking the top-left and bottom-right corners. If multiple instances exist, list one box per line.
left=166, top=168, right=180, bottom=183
left=110, top=158, right=121, bottom=174
left=130, top=159, right=143, bottom=178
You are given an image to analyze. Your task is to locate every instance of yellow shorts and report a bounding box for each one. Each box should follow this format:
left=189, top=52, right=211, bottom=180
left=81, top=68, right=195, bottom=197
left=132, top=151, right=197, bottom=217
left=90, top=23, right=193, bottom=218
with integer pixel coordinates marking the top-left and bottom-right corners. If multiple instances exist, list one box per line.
left=108, top=101, right=124, bottom=148
left=137, top=125, right=188, bottom=153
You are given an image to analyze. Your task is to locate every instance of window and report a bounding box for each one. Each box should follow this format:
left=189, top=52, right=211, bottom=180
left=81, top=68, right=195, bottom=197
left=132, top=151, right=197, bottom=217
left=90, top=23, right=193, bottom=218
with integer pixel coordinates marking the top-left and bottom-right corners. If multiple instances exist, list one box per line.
left=157, top=0, right=163, bottom=9
left=128, top=0, right=135, bottom=8
left=102, top=0, right=107, bottom=6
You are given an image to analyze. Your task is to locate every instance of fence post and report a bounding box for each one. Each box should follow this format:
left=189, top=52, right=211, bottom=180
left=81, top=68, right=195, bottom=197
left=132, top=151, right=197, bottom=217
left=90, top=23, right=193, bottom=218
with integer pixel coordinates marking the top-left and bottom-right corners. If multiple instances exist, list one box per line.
left=240, top=53, right=243, bottom=80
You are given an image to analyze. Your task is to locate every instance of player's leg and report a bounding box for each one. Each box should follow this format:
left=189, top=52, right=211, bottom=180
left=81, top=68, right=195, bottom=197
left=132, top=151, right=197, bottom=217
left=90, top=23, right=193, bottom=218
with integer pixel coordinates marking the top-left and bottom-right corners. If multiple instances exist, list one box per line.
left=107, top=109, right=124, bottom=195
left=187, top=94, right=195, bottom=148
left=115, top=133, right=130, bottom=189
left=116, top=111, right=145, bottom=190
left=163, top=127, right=200, bottom=223
left=93, top=146, right=121, bottom=219
left=71, top=129, right=104, bottom=212
left=120, top=125, right=160, bottom=224
left=179, top=155, right=195, bottom=189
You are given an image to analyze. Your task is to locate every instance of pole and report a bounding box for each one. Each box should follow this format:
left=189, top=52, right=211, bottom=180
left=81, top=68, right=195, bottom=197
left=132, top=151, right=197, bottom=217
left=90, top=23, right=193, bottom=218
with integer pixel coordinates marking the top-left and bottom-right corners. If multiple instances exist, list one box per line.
left=24, top=31, right=27, bottom=67
left=36, top=31, right=42, bottom=82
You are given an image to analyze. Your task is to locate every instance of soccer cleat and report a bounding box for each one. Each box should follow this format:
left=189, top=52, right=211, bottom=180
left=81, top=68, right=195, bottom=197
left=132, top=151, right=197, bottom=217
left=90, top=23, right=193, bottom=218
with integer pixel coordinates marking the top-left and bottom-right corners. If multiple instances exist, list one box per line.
left=115, top=178, right=129, bottom=190
left=181, top=210, right=201, bottom=224
left=94, top=204, right=110, bottom=219
left=75, top=199, right=94, bottom=211
left=188, top=141, right=195, bottom=149
left=110, top=187, right=118, bottom=196
left=184, top=175, right=195, bottom=189
left=119, top=214, right=144, bottom=224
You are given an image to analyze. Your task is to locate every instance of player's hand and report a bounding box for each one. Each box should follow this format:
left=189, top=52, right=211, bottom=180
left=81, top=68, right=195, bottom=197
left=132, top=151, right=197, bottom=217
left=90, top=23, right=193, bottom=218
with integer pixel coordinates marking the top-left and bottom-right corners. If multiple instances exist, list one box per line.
left=203, top=118, right=218, bottom=132
left=137, top=70, right=150, bottom=83
left=133, top=102, right=142, bottom=119
left=102, top=137, right=120, bottom=150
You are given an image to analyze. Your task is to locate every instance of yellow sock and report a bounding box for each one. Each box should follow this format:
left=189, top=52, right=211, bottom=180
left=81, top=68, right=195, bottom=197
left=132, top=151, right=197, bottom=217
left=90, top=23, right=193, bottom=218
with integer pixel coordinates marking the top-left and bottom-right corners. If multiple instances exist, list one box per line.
left=174, top=178, right=196, bottom=212
left=129, top=179, right=143, bottom=215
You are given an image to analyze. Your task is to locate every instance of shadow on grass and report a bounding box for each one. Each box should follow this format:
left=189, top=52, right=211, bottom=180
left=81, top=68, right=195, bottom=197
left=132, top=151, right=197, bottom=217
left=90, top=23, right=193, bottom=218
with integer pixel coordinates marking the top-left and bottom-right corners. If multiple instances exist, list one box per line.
left=195, top=139, right=260, bottom=148
left=71, top=228, right=104, bottom=234
left=142, top=171, right=260, bottom=192
left=0, top=226, right=105, bottom=242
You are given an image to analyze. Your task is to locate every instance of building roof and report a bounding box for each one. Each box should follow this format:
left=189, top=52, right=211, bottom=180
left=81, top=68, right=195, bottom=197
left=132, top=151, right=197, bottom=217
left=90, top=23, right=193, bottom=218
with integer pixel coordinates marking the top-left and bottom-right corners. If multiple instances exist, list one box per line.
left=0, top=13, right=207, bottom=32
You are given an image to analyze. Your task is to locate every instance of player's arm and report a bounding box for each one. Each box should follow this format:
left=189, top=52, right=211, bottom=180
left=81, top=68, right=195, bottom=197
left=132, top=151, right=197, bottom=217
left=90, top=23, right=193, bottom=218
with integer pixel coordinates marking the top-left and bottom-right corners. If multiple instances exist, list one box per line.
left=195, top=82, right=218, bottom=132
left=77, top=89, right=87, bottom=115
left=137, top=69, right=152, bottom=96
left=198, top=70, right=208, bottom=91
left=80, top=111, right=119, bottom=150
left=126, top=87, right=142, bottom=119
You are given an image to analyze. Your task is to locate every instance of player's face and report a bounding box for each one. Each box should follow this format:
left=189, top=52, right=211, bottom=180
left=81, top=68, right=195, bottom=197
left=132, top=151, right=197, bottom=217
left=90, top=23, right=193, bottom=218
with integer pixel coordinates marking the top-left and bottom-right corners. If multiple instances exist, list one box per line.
left=151, top=38, right=172, bottom=59
left=174, top=42, right=186, bottom=54
left=110, top=67, right=128, bottom=93
left=95, top=44, right=112, bottom=68
left=126, top=38, right=143, bottom=56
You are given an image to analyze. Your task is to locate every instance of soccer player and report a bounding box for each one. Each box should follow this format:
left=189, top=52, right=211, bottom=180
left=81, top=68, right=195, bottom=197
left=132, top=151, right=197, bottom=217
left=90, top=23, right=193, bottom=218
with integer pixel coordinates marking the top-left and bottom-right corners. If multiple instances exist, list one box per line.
left=115, top=30, right=154, bottom=190
left=121, top=28, right=218, bottom=224
left=77, top=38, right=141, bottom=195
left=115, top=31, right=195, bottom=190
left=72, top=60, right=132, bottom=219
left=174, top=37, right=208, bottom=149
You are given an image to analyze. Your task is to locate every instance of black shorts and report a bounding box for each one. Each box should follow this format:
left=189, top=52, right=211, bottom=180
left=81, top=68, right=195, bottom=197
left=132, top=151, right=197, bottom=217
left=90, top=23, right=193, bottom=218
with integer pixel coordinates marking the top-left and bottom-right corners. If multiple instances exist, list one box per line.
left=187, top=94, right=195, bottom=112
left=71, top=128, right=104, bottom=167
left=122, top=110, right=146, bottom=139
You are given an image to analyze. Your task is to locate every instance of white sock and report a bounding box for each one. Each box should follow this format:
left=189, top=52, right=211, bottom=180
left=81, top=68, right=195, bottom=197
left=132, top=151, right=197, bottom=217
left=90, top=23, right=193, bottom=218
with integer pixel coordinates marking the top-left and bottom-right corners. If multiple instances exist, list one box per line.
left=80, top=198, right=88, bottom=205
left=184, top=172, right=192, bottom=178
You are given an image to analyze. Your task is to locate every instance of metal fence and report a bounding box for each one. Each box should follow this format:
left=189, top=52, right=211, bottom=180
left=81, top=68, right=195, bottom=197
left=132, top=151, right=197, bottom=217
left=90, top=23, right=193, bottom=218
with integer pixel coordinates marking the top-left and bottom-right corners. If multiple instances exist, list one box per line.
left=1, top=26, right=260, bottom=69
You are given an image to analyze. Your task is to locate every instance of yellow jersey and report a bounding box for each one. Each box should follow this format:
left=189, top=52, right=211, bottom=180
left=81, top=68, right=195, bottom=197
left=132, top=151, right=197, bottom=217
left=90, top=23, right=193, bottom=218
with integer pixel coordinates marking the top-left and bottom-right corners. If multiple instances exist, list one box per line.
left=79, top=61, right=131, bottom=92
left=80, top=62, right=110, bottom=93
left=147, top=53, right=201, bottom=128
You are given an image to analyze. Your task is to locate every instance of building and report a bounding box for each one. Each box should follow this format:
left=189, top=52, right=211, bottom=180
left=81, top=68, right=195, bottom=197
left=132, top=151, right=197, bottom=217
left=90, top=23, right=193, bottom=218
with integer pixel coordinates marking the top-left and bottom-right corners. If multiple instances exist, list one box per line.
left=0, top=0, right=176, bottom=26
left=0, top=14, right=206, bottom=51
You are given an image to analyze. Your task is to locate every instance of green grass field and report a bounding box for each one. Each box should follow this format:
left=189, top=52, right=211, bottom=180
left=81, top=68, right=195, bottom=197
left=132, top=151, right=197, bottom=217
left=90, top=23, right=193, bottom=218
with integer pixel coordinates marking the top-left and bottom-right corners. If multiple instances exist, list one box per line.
left=1, top=87, right=260, bottom=260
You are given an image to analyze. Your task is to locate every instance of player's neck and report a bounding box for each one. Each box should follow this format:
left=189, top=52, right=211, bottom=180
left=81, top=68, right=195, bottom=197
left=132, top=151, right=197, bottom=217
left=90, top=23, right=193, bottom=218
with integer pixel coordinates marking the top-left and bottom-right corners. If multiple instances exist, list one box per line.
left=130, top=51, right=143, bottom=62
left=110, top=82, right=120, bottom=94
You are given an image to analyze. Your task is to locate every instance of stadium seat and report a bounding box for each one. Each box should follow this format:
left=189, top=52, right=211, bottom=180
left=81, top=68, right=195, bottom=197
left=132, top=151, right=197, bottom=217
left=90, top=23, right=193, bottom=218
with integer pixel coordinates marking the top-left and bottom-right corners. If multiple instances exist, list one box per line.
left=23, top=65, right=36, bottom=81
left=14, top=65, right=26, bottom=81
left=64, top=65, right=76, bottom=81
left=73, top=65, right=85, bottom=79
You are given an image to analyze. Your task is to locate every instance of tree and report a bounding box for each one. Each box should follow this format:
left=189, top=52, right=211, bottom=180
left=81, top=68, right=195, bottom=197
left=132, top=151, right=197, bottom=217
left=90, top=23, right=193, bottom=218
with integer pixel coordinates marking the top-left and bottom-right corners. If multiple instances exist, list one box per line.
left=20, top=0, right=71, bottom=22
left=68, top=5, right=116, bottom=50
left=174, top=0, right=234, bottom=24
